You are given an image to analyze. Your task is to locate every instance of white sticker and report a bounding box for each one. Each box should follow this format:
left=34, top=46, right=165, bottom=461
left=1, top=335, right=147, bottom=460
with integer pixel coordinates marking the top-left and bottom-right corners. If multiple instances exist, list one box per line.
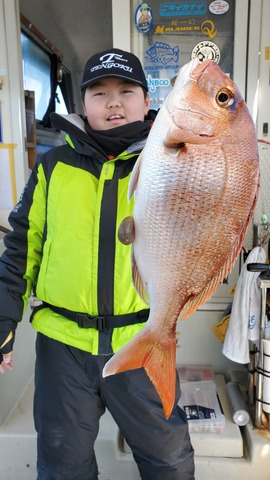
left=209, top=1, right=229, bottom=15
left=191, top=41, right=221, bottom=64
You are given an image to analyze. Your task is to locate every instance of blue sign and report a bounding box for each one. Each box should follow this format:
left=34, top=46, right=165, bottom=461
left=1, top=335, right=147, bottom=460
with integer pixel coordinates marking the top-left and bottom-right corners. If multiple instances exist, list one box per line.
left=146, top=74, right=171, bottom=93
left=160, top=2, right=207, bottom=16
left=145, top=42, right=180, bottom=65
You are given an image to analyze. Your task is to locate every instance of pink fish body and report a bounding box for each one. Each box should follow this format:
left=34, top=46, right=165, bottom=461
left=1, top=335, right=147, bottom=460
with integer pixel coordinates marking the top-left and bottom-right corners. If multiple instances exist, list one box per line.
left=103, top=58, right=260, bottom=419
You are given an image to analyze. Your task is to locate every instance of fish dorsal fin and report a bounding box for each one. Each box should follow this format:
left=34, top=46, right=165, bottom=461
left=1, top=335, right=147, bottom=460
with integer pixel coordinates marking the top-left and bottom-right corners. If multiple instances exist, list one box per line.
left=132, top=250, right=149, bottom=305
left=165, top=127, right=214, bottom=148
left=128, top=151, right=144, bottom=200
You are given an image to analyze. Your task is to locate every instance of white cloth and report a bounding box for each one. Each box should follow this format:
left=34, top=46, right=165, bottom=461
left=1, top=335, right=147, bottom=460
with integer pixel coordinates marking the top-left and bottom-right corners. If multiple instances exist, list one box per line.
left=223, top=246, right=266, bottom=364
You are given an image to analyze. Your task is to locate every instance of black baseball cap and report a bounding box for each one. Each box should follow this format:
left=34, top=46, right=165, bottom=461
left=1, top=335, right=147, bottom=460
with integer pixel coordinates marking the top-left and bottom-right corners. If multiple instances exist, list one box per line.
left=81, top=48, right=148, bottom=92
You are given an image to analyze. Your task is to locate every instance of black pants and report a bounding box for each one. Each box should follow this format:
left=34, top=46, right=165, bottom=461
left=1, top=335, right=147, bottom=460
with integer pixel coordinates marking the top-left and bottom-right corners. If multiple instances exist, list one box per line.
left=34, top=333, right=195, bottom=480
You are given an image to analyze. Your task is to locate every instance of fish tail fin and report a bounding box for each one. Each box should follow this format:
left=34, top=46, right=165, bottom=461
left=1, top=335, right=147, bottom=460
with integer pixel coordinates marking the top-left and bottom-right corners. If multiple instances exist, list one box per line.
left=103, top=327, right=176, bottom=419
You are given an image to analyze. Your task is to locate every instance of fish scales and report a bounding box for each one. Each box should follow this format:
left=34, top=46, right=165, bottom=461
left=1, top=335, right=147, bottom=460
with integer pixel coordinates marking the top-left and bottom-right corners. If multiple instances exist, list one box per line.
left=103, top=58, right=260, bottom=419
left=135, top=146, right=235, bottom=292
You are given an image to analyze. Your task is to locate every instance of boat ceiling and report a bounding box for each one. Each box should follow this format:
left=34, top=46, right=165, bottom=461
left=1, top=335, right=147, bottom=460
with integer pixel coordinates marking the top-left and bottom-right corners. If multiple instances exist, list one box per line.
left=19, top=0, right=113, bottom=76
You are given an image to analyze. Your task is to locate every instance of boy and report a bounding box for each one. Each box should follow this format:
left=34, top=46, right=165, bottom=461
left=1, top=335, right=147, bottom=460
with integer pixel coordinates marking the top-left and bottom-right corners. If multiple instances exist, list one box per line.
left=0, top=48, right=194, bottom=479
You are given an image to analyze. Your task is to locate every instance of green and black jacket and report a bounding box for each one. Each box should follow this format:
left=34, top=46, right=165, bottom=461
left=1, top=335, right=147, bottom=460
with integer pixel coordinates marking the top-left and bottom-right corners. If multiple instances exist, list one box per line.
left=0, top=113, right=151, bottom=355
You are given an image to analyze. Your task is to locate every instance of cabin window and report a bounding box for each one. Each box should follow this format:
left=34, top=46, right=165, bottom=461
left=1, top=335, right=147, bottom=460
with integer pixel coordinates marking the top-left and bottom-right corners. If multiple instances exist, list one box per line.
left=21, top=32, right=68, bottom=122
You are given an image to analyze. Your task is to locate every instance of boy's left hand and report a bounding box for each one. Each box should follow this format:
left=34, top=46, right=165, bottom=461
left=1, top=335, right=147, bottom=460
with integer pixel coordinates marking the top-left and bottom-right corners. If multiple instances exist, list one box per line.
left=0, top=352, right=13, bottom=373
left=0, top=331, right=14, bottom=373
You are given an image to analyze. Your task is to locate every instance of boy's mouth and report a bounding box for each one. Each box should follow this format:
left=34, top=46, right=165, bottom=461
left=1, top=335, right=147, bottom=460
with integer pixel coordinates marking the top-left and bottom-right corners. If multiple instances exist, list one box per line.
left=107, top=114, right=124, bottom=121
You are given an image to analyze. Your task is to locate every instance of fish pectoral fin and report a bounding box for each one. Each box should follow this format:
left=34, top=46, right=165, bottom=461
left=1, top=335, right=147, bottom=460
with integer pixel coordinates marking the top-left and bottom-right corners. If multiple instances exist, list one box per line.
left=132, top=253, right=149, bottom=305
left=102, top=328, right=177, bottom=420
left=165, top=127, right=214, bottom=148
left=118, top=216, right=135, bottom=245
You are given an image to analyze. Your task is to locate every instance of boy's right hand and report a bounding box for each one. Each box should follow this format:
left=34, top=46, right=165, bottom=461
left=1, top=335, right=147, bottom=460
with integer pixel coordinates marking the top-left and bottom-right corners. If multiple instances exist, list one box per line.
left=0, top=331, right=14, bottom=374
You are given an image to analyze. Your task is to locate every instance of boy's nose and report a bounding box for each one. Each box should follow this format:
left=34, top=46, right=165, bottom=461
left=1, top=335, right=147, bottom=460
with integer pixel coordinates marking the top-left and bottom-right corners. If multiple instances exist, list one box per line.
left=107, top=94, right=122, bottom=108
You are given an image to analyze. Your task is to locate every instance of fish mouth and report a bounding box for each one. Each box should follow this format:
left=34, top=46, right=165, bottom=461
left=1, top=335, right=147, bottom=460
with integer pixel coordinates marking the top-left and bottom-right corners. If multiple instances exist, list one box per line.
left=177, top=57, right=212, bottom=85
left=144, top=52, right=155, bottom=61
left=166, top=58, right=218, bottom=142
left=190, top=59, right=213, bottom=81
left=175, top=57, right=200, bottom=88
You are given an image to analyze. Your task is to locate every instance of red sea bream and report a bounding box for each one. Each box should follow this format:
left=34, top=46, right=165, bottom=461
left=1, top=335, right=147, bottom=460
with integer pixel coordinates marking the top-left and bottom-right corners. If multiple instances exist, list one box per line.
left=103, top=58, right=260, bottom=419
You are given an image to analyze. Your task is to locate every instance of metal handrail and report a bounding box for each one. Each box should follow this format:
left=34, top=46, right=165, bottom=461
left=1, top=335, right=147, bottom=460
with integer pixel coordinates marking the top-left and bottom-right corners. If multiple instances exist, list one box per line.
left=0, top=225, right=11, bottom=234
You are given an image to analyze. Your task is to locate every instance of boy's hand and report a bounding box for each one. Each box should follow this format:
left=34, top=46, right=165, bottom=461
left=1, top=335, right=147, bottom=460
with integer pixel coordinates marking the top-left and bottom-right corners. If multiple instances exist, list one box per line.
left=0, top=331, right=14, bottom=374
left=0, top=352, right=13, bottom=374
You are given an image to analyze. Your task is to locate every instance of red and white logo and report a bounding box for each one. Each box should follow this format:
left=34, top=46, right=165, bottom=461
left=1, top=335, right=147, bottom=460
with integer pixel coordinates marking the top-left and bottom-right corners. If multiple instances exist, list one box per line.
left=209, top=1, right=229, bottom=15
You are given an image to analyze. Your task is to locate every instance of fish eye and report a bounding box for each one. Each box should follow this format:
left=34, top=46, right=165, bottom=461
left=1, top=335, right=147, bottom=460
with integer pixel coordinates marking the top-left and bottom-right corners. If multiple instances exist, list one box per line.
left=216, top=88, right=234, bottom=108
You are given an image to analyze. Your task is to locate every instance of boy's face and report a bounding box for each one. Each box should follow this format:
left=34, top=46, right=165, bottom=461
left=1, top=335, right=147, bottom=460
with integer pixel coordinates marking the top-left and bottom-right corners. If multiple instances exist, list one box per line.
left=83, top=77, right=150, bottom=130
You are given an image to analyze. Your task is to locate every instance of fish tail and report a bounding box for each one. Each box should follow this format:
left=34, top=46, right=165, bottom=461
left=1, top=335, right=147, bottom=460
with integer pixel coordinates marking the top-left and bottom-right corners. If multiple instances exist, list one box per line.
left=103, top=327, right=176, bottom=419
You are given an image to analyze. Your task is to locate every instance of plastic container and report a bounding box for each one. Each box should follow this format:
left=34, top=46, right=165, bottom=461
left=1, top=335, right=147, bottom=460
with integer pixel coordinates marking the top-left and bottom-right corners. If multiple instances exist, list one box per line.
left=177, top=364, right=214, bottom=382
left=178, top=380, right=225, bottom=433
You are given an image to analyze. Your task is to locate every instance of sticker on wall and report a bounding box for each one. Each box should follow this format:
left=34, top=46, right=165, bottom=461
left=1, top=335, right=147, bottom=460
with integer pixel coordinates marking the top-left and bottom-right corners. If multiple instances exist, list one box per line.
left=143, top=42, right=180, bottom=110
left=209, top=1, right=229, bottom=15
left=191, top=40, right=220, bottom=64
left=201, top=20, right=217, bottom=39
left=154, top=20, right=201, bottom=35
left=145, top=42, right=180, bottom=66
left=135, top=3, right=153, bottom=34
left=146, top=73, right=171, bottom=94
left=159, top=2, right=207, bottom=16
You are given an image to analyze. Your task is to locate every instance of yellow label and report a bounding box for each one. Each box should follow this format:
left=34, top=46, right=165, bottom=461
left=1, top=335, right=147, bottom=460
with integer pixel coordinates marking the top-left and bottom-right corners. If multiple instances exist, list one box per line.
left=265, top=46, right=270, bottom=60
